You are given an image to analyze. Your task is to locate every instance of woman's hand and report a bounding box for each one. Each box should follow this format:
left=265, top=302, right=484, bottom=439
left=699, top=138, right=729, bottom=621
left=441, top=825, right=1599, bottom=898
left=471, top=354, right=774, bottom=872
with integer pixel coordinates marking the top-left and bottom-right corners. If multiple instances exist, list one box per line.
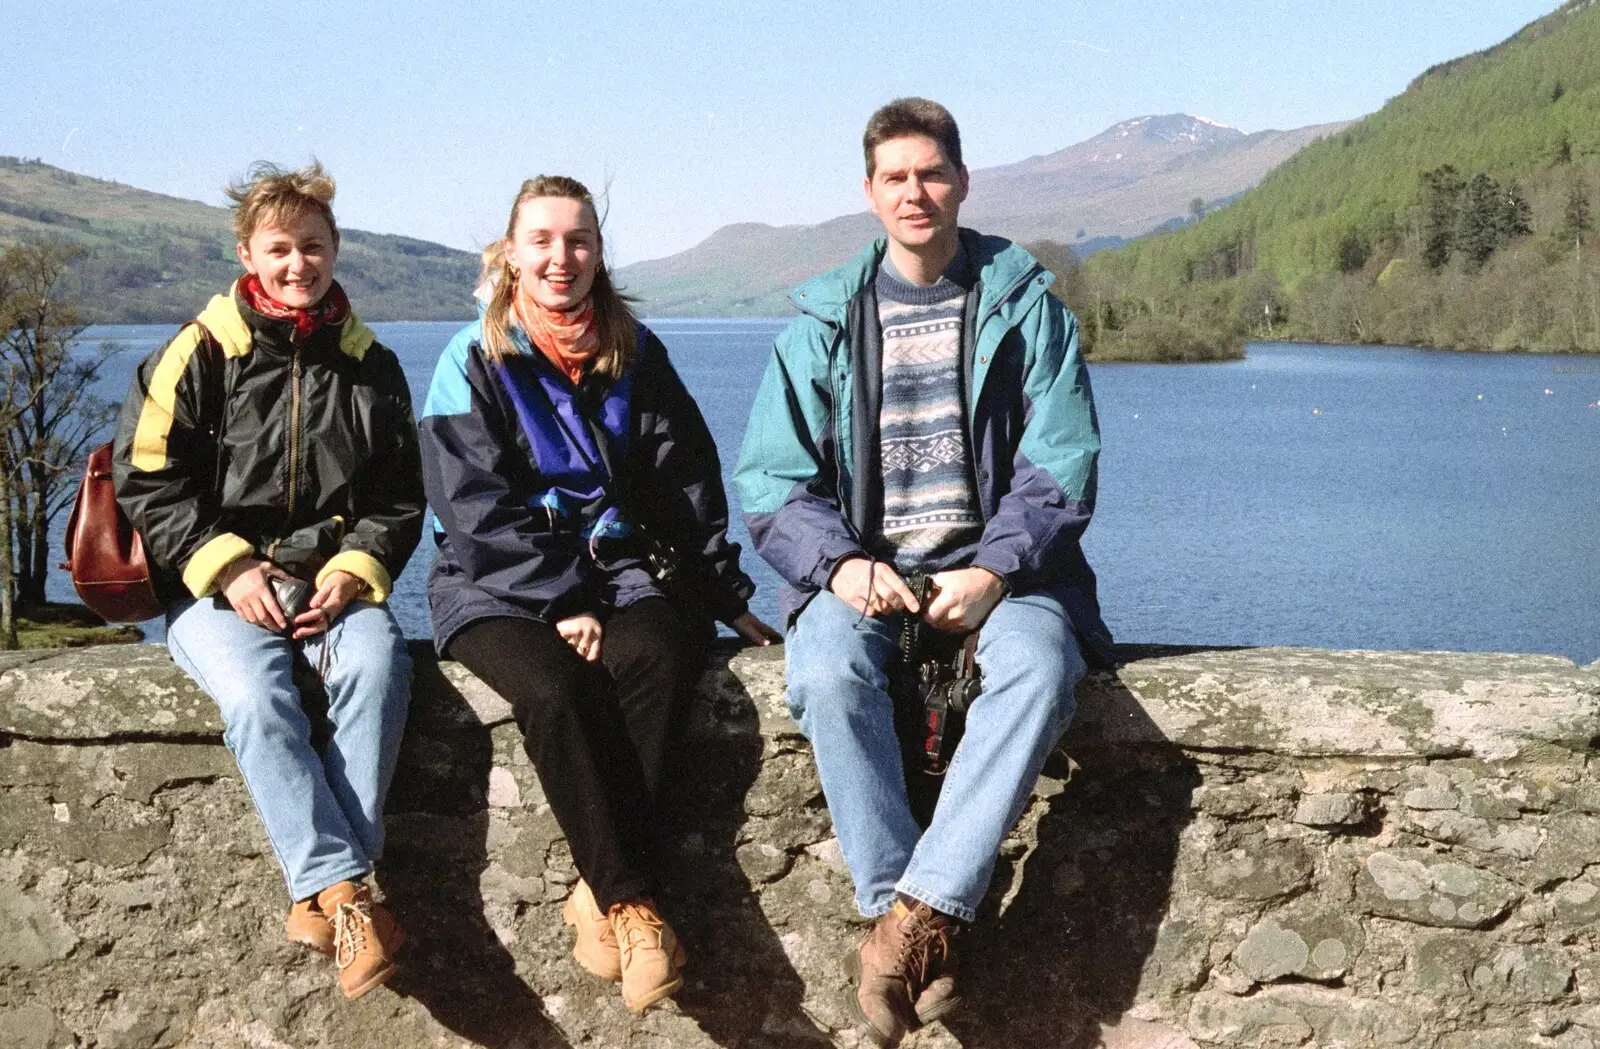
left=292, top=570, right=368, bottom=639
left=219, top=558, right=292, bottom=632
left=556, top=614, right=604, bottom=662
left=728, top=611, right=782, bottom=647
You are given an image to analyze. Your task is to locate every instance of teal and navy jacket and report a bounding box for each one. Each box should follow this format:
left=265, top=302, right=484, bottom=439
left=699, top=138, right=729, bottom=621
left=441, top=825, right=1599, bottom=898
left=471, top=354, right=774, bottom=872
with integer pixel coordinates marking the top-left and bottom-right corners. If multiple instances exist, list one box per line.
left=419, top=316, right=754, bottom=653
left=733, top=231, right=1113, bottom=665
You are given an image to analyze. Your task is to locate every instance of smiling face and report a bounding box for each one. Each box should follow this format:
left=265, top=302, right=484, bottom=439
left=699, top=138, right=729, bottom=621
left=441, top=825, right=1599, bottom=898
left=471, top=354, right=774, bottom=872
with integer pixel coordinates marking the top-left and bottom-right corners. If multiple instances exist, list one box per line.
left=505, top=195, right=601, bottom=312
left=864, top=133, right=969, bottom=258
left=236, top=208, right=338, bottom=309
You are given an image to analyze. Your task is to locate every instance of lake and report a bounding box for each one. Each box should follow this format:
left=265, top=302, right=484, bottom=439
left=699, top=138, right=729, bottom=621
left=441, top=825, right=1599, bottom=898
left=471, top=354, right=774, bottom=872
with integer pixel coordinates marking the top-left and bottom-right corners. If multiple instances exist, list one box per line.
left=65, top=322, right=1600, bottom=664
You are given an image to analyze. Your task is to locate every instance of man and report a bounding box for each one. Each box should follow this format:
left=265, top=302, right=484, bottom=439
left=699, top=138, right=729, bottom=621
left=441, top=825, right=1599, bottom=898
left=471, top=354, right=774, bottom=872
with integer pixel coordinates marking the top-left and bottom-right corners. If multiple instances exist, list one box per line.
left=734, top=98, right=1113, bottom=1047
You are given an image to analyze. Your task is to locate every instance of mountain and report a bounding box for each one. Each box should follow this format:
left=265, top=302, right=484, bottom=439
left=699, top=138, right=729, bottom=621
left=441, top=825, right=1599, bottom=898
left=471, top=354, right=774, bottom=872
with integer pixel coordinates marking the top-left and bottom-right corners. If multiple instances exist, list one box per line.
left=617, top=114, right=1349, bottom=316
left=0, top=158, right=479, bottom=323
left=961, top=115, right=1343, bottom=242
left=1080, top=0, right=1600, bottom=355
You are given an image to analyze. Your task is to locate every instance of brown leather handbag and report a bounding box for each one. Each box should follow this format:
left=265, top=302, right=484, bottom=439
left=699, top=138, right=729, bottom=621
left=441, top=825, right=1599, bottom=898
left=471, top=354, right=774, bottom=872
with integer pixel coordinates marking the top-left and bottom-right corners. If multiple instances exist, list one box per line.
left=62, top=441, right=164, bottom=623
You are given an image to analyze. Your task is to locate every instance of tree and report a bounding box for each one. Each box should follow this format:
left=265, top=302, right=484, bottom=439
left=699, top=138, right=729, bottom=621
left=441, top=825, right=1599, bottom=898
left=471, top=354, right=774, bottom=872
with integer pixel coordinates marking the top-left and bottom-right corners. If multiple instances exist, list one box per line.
left=1456, top=173, right=1503, bottom=268
left=0, top=240, right=120, bottom=627
left=1561, top=178, right=1593, bottom=249
left=1498, top=180, right=1533, bottom=241
left=1337, top=233, right=1370, bottom=274
left=1189, top=198, right=1206, bottom=224
left=1419, top=165, right=1465, bottom=269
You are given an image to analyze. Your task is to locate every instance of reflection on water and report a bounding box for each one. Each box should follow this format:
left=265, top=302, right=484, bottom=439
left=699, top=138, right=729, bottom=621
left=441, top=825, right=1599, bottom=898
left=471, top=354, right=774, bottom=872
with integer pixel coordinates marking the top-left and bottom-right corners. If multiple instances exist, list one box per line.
left=68, top=327, right=1600, bottom=663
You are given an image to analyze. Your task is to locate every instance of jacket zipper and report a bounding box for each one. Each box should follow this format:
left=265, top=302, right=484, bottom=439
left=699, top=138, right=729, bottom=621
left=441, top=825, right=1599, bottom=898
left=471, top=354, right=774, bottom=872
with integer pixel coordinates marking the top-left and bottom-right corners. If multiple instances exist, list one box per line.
left=286, top=346, right=302, bottom=523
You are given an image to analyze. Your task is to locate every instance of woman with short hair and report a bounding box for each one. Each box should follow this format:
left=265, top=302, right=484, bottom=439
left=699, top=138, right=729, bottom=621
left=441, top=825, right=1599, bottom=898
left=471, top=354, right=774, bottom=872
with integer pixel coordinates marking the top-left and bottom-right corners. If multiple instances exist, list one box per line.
left=419, top=174, right=777, bottom=1012
left=114, top=161, right=424, bottom=1000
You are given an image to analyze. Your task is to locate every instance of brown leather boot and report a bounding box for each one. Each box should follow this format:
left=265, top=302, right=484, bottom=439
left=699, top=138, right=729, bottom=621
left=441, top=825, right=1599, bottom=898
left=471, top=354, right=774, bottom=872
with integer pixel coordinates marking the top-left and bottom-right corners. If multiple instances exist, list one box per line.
left=285, top=897, right=335, bottom=956
left=908, top=907, right=963, bottom=1025
left=318, top=881, right=405, bottom=1000
left=562, top=879, right=622, bottom=981
left=844, top=899, right=964, bottom=1047
left=609, top=899, right=687, bottom=1012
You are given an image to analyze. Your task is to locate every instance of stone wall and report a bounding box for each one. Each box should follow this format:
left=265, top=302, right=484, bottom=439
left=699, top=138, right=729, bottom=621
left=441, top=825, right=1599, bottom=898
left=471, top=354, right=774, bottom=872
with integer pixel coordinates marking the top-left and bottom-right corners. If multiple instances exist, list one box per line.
left=1, top=641, right=1598, bottom=1049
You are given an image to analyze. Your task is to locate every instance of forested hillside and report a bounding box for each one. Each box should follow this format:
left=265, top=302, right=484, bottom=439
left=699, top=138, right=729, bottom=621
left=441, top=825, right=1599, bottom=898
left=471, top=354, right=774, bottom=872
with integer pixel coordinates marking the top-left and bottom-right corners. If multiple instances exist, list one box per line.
left=0, top=159, right=478, bottom=323
left=1075, top=0, right=1600, bottom=357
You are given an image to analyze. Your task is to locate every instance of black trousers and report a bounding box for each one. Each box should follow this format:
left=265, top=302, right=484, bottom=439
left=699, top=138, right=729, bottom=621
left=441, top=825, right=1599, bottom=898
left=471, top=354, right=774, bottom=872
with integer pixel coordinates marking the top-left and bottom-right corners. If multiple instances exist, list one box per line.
left=446, top=599, right=705, bottom=911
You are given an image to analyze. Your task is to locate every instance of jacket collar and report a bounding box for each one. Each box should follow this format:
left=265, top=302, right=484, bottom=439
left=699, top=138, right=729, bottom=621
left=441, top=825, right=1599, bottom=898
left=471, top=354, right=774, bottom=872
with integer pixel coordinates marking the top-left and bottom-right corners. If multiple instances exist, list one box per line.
left=195, top=281, right=376, bottom=361
left=788, top=228, right=1051, bottom=331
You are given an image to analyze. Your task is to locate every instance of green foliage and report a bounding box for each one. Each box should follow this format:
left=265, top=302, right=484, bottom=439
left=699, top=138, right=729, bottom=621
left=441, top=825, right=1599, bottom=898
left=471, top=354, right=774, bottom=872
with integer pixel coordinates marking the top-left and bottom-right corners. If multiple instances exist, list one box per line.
left=1082, top=0, right=1600, bottom=355
left=1562, top=178, right=1593, bottom=244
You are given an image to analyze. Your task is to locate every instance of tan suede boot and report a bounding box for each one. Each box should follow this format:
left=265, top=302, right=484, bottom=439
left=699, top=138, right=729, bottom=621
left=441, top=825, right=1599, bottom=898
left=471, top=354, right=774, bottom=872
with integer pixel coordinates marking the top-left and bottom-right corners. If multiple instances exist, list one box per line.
left=318, top=881, right=405, bottom=1000
left=285, top=897, right=335, bottom=956
left=609, top=899, right=687, bottom=1012
left=562, top=879, right=622, bottom=981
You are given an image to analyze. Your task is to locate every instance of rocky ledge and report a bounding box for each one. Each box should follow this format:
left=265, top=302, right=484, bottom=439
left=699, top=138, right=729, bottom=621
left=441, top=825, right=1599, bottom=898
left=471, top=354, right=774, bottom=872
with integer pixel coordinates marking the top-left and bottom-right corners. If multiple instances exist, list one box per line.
left=2, top=642, right=1598, bottom=1049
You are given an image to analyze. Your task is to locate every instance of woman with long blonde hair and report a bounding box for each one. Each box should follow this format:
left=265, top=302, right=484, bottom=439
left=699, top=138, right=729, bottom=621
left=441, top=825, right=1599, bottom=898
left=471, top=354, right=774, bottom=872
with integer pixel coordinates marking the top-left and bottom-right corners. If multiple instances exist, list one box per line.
left=419, top=175, right=778, bottom=1011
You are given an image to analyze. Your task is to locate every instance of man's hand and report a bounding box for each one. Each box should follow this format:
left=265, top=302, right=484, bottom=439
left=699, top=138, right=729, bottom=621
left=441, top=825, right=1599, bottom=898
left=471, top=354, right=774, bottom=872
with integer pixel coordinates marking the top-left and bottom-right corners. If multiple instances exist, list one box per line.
left=923, top=567, right=1005, bottom=633
left=728, top=611, right=782, bottom=647
left=220, top=557, right=291, bottom=633
left=829, top=556, right=921, bottom=618
left=556, top=614, right=604, bottom=662
left=292, top=570, right=368, bottom=639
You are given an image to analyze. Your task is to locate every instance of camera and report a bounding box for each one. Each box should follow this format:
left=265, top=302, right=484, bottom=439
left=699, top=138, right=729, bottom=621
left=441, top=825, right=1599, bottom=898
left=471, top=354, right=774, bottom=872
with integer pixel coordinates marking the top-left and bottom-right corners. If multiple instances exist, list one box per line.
left=270, top=576, right=314, bottom=630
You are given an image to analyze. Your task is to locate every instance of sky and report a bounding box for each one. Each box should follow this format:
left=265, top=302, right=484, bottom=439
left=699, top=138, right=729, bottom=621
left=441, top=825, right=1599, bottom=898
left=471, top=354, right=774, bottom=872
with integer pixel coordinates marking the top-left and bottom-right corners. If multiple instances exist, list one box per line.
left=1, top=0, right=1570, bottom=266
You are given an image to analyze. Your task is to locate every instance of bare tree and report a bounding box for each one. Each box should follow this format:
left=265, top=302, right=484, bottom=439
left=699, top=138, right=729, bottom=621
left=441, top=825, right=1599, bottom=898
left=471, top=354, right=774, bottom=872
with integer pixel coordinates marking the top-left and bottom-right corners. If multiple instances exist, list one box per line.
left=0, top=240, right=120, bottom=623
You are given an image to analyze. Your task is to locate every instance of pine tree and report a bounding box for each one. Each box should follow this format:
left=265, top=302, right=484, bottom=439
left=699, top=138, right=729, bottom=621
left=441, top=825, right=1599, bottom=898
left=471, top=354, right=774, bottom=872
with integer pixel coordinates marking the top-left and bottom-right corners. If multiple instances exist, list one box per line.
left=1419, top=165, right=1465, bottom=269
left=1457, top=173, right=1503, bottom=267
left=1498, top=180, right=1534, bottom=240
left=1561, top=179, right=1593, bottom=248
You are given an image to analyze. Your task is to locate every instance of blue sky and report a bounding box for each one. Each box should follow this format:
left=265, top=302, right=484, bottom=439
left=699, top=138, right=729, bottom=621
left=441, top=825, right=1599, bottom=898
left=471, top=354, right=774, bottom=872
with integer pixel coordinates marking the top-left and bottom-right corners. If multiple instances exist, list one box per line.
left=1, top=0, right=1567, bottom=264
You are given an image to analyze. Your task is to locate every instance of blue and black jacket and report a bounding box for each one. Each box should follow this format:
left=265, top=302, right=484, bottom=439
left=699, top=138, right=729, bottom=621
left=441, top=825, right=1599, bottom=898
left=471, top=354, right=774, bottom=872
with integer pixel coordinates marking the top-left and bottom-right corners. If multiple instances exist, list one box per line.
left=733, top=230, right=1113, bottom=665
left=419, top=316, right=754, bottom=654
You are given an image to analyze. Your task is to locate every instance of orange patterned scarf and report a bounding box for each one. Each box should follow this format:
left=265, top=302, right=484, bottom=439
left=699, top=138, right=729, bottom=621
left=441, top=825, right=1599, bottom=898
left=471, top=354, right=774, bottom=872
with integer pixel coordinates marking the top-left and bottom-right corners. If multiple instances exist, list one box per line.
left=513, top=285, right=599, bottom=383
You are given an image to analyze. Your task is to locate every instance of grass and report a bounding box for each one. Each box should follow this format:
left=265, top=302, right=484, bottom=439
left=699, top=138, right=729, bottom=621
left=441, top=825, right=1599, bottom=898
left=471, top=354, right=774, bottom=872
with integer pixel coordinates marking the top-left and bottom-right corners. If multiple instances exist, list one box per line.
left=12, top=602, right=144, bottom=649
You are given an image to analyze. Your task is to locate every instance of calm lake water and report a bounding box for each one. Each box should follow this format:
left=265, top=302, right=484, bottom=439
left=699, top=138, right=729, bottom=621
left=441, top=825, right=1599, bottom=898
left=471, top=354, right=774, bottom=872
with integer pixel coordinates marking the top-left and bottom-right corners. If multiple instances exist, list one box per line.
left=67, top=322, right=1600, bottom=664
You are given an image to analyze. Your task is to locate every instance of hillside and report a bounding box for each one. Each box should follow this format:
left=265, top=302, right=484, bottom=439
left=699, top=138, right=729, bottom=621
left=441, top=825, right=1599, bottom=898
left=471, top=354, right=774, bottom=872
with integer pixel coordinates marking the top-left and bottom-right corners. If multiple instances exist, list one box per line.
left=618, top=115, right=1347, bottom=316
left=0, top=159, right=479, bottom=323
left=1081, top=0, right=1600, bottom=356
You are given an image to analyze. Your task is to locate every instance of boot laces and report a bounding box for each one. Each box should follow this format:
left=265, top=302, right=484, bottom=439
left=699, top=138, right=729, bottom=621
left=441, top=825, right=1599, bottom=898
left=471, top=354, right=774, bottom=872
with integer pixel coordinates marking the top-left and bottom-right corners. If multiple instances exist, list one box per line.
left=612, top=901, right=665, bottom=962
left=333, top=899, right=374, bottom=970
left=897, top=911, right=953, bottom=986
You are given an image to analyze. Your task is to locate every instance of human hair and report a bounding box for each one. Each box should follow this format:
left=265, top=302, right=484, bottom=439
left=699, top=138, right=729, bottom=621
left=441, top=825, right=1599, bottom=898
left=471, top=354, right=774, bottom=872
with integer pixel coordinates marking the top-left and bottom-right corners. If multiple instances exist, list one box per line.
left=224, top=160, right=339, bottom=244
left=478, top=175, right=637, bottom=378
left=863, top=98, right=964, bottom=178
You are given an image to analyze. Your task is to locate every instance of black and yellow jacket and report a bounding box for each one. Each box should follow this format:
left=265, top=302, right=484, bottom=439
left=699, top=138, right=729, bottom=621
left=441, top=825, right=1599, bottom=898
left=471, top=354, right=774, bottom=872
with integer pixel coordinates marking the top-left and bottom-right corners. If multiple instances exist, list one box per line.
left=112, top=282, right=424, bottom=605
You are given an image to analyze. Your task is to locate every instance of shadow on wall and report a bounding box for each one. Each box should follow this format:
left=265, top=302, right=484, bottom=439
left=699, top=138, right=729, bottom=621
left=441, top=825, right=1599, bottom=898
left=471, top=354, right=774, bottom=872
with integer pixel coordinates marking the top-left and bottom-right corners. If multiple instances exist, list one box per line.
left=372, top=645, right=814, bottom=1049
left=938, top=647, right=1207, bottom=1048
left=656, top=651, right=817, bottom=1047
left=376, top=656, right=575, bottom=1049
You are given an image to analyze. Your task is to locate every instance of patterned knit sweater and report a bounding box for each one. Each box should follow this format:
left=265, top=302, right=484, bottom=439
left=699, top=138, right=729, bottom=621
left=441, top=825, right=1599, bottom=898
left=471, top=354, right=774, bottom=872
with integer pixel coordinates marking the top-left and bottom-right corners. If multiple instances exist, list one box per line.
left=868, top=257, right=984, bottom=575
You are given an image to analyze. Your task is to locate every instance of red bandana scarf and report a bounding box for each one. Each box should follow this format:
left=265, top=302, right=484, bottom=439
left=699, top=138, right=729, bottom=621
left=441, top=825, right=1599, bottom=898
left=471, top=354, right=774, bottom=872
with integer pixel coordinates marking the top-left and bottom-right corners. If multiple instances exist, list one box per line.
left=513, top=284, right=599, bottom=384
left=238, top=274, right=351, bottom=342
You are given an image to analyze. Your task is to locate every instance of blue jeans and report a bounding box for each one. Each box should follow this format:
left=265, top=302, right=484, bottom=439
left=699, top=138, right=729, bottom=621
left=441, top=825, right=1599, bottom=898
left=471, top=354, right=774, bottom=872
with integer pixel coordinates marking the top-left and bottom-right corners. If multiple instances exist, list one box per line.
left=166, top=596, right=412, bottom=901
left=785, top=588, right=1086, bottom=922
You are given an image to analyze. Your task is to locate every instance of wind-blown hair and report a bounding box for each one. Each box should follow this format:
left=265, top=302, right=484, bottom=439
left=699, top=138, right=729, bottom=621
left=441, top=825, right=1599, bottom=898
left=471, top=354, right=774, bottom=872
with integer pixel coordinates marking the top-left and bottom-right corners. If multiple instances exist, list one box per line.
left=225, top=161, right=339, bottom=244
left=862, top=98, right=963, bottom=178
left=478, top=175, right=636, bottom=378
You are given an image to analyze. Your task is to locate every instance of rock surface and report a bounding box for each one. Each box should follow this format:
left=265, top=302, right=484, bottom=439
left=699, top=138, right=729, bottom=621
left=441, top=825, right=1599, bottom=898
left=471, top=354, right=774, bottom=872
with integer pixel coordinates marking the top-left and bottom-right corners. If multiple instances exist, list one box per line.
left=1, top=641, right=1597, bottom=1048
